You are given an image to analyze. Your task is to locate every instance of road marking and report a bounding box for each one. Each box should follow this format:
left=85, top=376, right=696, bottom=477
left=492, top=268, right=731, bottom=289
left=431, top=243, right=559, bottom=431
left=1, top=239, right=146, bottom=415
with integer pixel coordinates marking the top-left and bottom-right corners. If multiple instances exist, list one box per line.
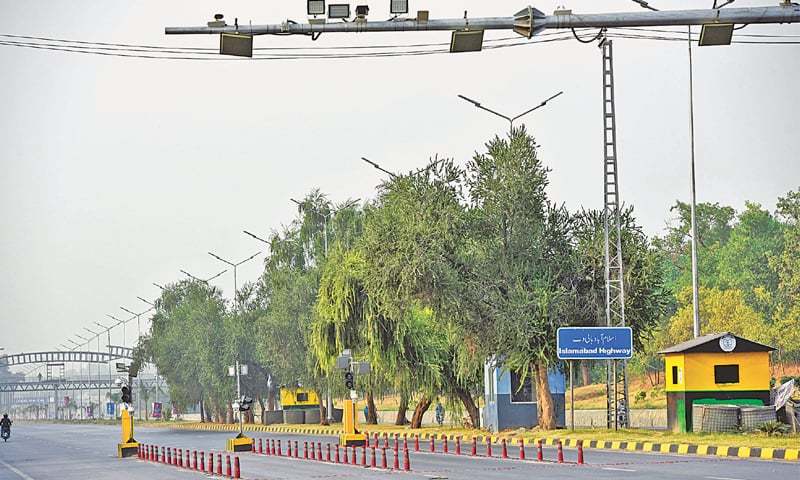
left=602, top=467, right=636, bottom=472
left=705, top=477, right=745, bottom=480
left=0, top=460, right=36, bottom=480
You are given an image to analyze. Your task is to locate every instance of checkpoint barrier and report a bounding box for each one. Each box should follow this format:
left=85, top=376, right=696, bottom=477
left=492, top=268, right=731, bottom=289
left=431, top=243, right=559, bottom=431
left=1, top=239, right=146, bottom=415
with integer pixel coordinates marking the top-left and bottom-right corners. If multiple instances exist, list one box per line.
left=138, top=444, right=240, bottom=478
left=248, top=435, right=412, bottom=472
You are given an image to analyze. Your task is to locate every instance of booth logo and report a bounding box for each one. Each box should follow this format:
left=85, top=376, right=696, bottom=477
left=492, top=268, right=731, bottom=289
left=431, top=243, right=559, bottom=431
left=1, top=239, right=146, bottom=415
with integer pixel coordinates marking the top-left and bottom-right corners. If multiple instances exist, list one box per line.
left=719, top=334, right=737, bottom=352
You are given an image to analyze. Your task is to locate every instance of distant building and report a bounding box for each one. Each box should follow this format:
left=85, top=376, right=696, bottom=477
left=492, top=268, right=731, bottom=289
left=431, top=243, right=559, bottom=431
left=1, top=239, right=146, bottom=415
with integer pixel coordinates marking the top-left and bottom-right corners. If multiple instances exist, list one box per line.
left=483, top=356, right=565, bottom=432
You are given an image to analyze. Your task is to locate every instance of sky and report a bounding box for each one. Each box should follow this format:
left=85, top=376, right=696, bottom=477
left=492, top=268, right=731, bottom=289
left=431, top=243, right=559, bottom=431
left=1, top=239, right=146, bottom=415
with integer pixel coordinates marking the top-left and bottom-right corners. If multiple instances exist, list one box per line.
left=1, top=0, right=798, bottom=365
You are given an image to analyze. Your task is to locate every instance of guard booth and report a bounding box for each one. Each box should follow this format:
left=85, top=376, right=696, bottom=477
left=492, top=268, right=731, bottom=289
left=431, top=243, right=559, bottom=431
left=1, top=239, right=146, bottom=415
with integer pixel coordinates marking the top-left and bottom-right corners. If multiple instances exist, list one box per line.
left=659, top=332, right=775, bottom=432
left=280, top=387, right=319, bottom=410
left=483, top=357, right=565, bottom=432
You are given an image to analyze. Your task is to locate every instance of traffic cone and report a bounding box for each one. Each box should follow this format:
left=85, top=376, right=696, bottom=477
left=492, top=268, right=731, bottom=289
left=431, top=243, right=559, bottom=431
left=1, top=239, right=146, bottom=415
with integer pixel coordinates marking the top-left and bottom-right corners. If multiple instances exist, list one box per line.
left=519, top=439, right=525, bottom=460
left=270, top=439, right=275, bottom=456
left=393, top=447, right=400, bottom=470
left=193, top=450, right=198, bottom=470
left=486, top=438, right=493, bottom=457
left=430, top=436, right=435, bottom=453
left=293, top=441, right=299, bottom=458
left=380, top=448, right=388, bottom=469
left=443, top=435, right=449, bottom=454
left=208, top=451, right=214, bottom=474
left=371, top=447, right=377, bottom=468
left=384, top=434, right=389, bottom=449
left=217, top=453, right=223, bottom=476
left=166, top=447, right=171, bottom=464
left=471, top=437, right=477, bottom=456
left=394, top=435, right=399, bottom=452
left=577, top=440, right=584, bottom=465
left=335, top=444, right=340, bottom=464
left=557, top=440, right=564, bottom=464
left=225, top=455, right=232, bottom=478
left=502, top=438, right=508, bottom=459
left=200, top=452, right=205, bottom=472
left=537, top=439, right=543, bottom=461
left=318, top=442, right=323, bottom=461
left=456, top=436, right=461, bottom=455
left=343, top=445, right=349, bottom=464
left=258, top=438, right=263, bottom=454
left=403, top=446, right=411, bottom=472
left=374, top=433, right=379, bottom=448
left=277, top=439, right=282, bottom=457
left=304, top=441, right=308, bottom=459
left=233, top=456, right=240, bottom=479
left=177, top=449, right=182, bottom=467
left=361, top=445, right=367, bottom=467
left=414, top=434, right=420, bottom=452
left=327, top=443, right=331, bottom=462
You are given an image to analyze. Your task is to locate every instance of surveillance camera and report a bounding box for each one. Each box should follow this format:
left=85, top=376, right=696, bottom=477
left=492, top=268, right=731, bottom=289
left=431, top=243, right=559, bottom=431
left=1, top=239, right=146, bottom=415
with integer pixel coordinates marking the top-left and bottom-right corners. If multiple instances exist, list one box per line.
left=214, top=13, right=224, bottom=20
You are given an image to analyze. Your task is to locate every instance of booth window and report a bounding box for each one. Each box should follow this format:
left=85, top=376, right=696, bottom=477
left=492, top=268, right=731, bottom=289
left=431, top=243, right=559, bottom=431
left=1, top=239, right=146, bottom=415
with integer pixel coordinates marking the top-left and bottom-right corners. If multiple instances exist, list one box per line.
left=510, top=371, right=534, bottom=403
left=297, top=392, right=309, bottom=402
left=671, top=366, right=679, bottom=385
left=714, top=364, right=740, bottom=384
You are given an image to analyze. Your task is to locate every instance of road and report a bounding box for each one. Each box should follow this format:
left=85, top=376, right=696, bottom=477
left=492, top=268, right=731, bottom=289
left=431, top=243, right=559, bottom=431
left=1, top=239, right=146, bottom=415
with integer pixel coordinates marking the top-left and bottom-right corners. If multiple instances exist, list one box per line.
left=0, top=423, right=797, bottom=480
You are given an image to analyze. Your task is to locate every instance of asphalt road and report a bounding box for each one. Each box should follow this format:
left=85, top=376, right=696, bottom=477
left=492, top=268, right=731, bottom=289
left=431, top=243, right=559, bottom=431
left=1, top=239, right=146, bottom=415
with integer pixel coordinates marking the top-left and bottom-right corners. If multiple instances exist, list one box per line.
left=0, top=423, right=797, bottom=480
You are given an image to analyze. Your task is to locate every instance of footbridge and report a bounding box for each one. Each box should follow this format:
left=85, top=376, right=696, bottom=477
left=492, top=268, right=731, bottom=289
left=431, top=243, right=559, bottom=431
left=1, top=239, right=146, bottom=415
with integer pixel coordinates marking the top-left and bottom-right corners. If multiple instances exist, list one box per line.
left=0, top=346, right=134, bottom=367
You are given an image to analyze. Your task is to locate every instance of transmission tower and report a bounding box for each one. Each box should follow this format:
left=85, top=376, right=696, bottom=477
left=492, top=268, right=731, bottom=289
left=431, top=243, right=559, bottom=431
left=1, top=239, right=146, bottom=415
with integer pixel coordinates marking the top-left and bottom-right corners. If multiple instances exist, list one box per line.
left=601, top=38, right=630, bottom=429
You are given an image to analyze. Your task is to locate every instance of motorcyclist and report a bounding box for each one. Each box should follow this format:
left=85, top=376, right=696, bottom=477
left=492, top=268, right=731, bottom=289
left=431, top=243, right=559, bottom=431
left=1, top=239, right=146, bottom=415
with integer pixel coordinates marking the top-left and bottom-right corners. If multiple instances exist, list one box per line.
left=0, top=414, right=11, bottom=435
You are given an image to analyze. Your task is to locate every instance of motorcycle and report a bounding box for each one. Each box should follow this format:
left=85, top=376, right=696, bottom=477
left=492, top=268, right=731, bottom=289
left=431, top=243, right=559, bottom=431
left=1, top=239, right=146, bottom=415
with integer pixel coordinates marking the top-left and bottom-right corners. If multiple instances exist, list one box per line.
left=1, top=427, right=9, bottom=442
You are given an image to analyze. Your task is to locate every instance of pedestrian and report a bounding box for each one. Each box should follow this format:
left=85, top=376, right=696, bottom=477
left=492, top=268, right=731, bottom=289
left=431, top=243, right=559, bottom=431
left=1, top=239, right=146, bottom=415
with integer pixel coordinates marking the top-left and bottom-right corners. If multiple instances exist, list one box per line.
left=435, top=401, right=444, bottom=426
left=364, top=404, right=369, bottom=423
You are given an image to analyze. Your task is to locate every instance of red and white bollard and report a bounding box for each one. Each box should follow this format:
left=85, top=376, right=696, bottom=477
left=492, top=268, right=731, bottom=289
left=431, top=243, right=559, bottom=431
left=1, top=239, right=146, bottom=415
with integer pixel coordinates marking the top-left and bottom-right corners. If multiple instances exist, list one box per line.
left=293, top=441, right=299, bottom=459
left=384, top=434, right=389, bottom=449
left=443, top=435, right=449, bottom=454
left=193, top=450, right=198, bottom=470
left=371, top=447, right=377, bottom=468
left=430, top=436, right=435, bottom=453
left=456, top=436, right=462, bottom=455
left=225, top=455, right=232, bottom=478
left=233, top=456, right=241, bottom=479
left=557, top=440, right=564, bottom=464
left=471, top=437, right=477, bottom=456
left=304, top=441, right=309, bottom=459
left=486, top=437, right=493, bottom=457
left=501, top=438, right=508, bottom=459
left=519, top=439, right=525, bottom=460
left=217, top=453, right=223, bottom=476
left=335, top=444, right=340, bottom=464
left=380, top=448, right=388, bottom=469
left=200, top=451, right=205, bottom=471
left=258, top=438, right=263, bottom=454
left=537, top=439, right=543, bottom=461
left=361, top=445, right=367, bottom=467
left=277, top=439, right=282, bottom=456
left=414, top=434, right=420, bottom=452
left=577, top=440, right=584, bottom=465
left=208, top=451, right=214, bottom=474
left=327, top=443, right=331, bottom=462
left=403, top=446, right=411, bottom=472
left=393, top=446, right=400, bottom=470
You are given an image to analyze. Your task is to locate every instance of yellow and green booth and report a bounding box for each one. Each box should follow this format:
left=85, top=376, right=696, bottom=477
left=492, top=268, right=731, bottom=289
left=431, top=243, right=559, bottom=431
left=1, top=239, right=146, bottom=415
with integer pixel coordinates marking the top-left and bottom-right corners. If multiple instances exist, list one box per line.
left=659, top=332, right=775, bottom=432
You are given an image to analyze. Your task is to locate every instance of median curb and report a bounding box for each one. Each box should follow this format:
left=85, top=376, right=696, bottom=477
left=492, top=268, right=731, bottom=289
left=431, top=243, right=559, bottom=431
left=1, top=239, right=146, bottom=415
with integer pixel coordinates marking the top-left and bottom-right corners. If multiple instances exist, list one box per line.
left=156, top=423, right=799, bottom=462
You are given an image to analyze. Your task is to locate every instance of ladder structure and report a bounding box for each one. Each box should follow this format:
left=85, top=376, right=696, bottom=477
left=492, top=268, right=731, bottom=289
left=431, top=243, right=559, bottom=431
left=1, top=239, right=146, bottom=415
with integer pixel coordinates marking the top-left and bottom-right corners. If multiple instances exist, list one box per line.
left=601, top=39, right=630, bottom=429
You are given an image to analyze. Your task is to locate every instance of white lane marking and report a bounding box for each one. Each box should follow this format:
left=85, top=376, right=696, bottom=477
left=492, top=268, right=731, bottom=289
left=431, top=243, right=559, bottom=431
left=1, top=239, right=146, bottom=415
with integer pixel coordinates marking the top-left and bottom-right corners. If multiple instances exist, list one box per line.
left=706, top=477, right=746, bottom=480
left=0, top=460, right=36, bottom=480
left=602, top=467, right=637, bottom=472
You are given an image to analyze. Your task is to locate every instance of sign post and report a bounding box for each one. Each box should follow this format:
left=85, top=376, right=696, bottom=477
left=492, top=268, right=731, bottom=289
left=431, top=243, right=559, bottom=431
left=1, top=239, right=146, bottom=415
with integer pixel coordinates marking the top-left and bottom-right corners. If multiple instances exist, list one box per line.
left=557, top=327, right=634, bottom=431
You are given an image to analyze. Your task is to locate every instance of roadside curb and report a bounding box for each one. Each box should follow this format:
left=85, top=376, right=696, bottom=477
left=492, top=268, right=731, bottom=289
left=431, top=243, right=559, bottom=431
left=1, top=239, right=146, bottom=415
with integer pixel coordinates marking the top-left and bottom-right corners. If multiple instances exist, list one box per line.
left=156, top=423, right=799, bottom=462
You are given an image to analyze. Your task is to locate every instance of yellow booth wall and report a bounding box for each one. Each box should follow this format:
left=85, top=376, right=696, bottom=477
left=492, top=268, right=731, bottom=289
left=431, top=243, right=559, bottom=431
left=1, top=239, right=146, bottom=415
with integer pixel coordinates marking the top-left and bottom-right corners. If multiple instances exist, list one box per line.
left=664, top=352, right=770, bottom=392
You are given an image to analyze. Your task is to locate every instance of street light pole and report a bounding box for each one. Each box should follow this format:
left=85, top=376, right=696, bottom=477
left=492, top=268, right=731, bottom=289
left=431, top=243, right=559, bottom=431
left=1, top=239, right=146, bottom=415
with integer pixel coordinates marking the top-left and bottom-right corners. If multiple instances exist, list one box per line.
left=180, top=269, right=228, bottom=285
left=687, top=25, right=701, bottom=339
left=207, top=251, right=262, bottom=308
left=457, top=91, right=563, bottom=133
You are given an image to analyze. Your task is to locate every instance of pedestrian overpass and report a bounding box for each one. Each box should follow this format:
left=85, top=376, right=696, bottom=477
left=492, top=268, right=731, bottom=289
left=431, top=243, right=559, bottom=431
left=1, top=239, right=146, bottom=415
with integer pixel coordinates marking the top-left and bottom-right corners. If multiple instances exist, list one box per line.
left=0, top=346, right=134, bottom=367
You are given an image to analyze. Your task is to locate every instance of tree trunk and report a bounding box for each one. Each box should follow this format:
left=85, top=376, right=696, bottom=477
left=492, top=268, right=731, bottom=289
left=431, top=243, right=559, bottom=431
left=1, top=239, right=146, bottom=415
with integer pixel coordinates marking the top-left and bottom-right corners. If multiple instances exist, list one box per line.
left=199, top=398, right=206, bottom=423
left=535, top=362, right=557, bottom=430
left=319, top=392, right=329, bottom=426
left=258, top=398, right=266, bottom=424
left=580, top=361, right=591, bottom=386
left=453, top=386, right=480, bottom=429
left=267, top=387, right=277, bottom=411
left=366, top=391, right=378, bottom=425
left=395, top=393, right=409, bottom=425
left=226, top=403, right=234, bottom=424
left=410, top=396, right=431, bottom=429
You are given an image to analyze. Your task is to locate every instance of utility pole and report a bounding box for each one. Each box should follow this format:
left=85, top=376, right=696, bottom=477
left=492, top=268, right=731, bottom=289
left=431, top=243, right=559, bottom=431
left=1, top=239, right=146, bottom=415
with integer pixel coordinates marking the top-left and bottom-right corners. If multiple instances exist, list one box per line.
left=688, top=25, right=701, bottom=339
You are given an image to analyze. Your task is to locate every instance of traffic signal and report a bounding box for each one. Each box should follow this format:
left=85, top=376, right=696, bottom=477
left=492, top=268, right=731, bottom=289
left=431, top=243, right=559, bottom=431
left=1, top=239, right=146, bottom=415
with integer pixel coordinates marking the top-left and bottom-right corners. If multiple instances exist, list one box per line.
left=238, top=396, right=253, bottom=412
left=344, top=371, right=354, bottom=390
left=121, top=386, right=132, bottom=404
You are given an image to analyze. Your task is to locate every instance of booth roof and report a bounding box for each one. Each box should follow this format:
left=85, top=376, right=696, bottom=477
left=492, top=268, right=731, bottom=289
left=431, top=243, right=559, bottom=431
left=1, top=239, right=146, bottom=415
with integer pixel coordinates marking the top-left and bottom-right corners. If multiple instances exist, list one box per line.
left=658, top=332, right=775, bottom=355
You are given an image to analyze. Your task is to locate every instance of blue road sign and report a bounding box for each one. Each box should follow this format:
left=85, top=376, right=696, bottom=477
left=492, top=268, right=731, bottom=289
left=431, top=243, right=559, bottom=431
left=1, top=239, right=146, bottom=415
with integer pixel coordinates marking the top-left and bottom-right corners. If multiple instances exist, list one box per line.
left=106, top=402, right=115, bottom=416
left=557, top=327, right=633, bottom=360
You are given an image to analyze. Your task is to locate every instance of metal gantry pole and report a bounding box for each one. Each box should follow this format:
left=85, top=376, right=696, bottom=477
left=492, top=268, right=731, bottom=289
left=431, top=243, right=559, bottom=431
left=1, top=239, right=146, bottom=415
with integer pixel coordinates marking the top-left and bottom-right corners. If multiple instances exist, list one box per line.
left=688, top=25, right=701, bottom=339
left=601, top=39, right=629, bottom=430
left=164, top=5, right=800, bottom=36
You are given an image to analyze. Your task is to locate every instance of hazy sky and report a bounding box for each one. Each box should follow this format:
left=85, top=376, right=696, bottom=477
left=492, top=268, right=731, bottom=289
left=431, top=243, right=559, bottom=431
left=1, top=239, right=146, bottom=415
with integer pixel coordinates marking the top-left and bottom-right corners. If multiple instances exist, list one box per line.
left=1, top=1, right=798, bottom=365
